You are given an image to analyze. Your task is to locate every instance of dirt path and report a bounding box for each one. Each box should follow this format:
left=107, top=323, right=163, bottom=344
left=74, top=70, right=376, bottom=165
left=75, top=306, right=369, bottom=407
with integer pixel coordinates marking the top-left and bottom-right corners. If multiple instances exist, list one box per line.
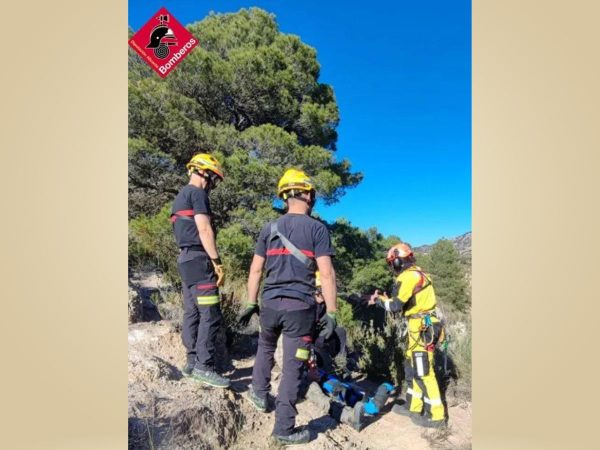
left=129, top=320, right=471, bottom=449
left=229, top=358, right=471, bottom=450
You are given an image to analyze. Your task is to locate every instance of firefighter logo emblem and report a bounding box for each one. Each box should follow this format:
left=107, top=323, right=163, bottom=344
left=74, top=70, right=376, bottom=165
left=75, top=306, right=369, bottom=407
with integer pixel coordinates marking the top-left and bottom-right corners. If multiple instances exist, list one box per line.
left=145, top=14, right=177, bottom=59
left=128, top=7, right=199, bottom=78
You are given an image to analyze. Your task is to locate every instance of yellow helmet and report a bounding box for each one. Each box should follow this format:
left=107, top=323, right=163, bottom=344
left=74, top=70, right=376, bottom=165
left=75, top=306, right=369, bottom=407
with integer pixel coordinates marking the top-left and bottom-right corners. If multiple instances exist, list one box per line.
left=277, top=169, right=315, bottom=200
left=186, top=153, right=224, bottom=180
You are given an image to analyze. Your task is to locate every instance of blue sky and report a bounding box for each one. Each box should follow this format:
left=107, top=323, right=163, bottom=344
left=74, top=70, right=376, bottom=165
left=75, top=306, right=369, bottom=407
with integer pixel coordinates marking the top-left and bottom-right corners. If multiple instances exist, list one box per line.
left=130, top=1, right=471, bottom=246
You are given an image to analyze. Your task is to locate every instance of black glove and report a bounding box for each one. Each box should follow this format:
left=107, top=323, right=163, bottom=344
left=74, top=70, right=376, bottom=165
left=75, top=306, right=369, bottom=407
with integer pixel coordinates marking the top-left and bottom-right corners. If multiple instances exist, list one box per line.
left=318, top=312, right=337, bottom=340
left=237, top=302, right=259, bottom=327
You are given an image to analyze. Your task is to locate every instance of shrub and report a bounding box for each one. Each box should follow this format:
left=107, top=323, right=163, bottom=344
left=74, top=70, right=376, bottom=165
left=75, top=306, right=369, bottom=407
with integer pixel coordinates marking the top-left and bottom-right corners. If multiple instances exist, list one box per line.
left=345, top=313, right=406, bottom=385
left=443, top=310, right=472, bottom=401
left=129, top=205, right=180, bottom=285
left=216, top=223, right=255, bottom=300
left=336, top=297, right=354, bottom=329
left=417, top=240, right=470, bottom=312
left=347, top=259, right=393, bottom=296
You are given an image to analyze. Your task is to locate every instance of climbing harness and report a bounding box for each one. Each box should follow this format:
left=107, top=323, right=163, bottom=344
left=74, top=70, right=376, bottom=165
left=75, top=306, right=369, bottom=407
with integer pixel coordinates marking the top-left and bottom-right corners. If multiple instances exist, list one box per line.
left=267, top=222, right=316, bottom=271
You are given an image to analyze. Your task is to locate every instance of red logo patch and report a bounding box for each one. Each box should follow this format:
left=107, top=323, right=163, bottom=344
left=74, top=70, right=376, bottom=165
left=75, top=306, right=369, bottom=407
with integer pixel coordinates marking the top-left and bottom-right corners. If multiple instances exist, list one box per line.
left=128, top=7, right=198, bottom=78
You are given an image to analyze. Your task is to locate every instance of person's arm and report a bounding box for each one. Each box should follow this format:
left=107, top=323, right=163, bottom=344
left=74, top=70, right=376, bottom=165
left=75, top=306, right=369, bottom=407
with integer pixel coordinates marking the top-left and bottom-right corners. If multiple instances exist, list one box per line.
left=316, top=255, right=337, bottom=313
left=194, top=214, right=219, bottom=260
left=237, top=254, right=263, bottom=326
left=246, top=254, right=265, bottom=304
left=313, top=223, right=337, bottom=314
left=370, top=283, right=403, bottom=313
left=370, top=273, right=419, bottom=313
left=237, top=230, right=268, bottom=326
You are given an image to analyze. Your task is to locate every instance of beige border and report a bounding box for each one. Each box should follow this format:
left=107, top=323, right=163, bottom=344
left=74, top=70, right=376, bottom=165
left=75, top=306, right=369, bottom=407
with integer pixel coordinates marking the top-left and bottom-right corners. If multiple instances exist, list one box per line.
left=474, top=1, right=599, bottom=449
left=2, top=1, right=599, bottom=448
left=1, top=2, right=127, bottom=448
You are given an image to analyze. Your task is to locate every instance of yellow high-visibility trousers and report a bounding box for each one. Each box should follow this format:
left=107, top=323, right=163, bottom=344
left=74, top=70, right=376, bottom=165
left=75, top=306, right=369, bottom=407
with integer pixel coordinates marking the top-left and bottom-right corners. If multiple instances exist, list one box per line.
left=405, top=316, right=445, bottom=422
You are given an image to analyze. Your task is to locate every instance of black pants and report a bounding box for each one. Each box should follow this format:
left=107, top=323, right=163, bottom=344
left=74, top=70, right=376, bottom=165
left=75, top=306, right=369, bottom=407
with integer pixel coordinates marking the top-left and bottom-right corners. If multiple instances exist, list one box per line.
left=251, top=297, right=316, bottom=436
left=177, top=248, right=221, bottom=371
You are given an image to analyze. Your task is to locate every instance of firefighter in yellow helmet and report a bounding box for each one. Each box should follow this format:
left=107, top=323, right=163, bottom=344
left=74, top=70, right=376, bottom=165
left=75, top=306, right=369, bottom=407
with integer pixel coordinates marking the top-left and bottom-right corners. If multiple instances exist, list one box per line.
left=276, top=169, right=317, bottom=211
left=170, top=153, right=229, bottom=388
left=238, top=168, right=337, bottom=445
left=369, top=243, right=447, bottom=428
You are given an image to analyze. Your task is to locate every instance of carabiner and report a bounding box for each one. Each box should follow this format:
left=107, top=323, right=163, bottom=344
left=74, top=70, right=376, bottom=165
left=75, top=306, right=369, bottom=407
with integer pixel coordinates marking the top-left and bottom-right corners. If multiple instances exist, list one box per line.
left=424, top=314, right=432, bottom=327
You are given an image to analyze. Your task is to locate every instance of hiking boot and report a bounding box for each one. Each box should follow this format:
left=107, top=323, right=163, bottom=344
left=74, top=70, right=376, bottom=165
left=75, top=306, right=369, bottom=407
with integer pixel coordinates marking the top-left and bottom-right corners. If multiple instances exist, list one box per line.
left=181, top=362, right=195, bottom=377
left=392, top=403, right=418, bottom=418
left=305, top=382, right=331, bottom=415
left=410, top=414, right=448, bottom=429
left=246, top=386, right=267, bottom=412
left=340, top=401, right=366, bottom=431
left=272, top=428, right=311, bottom=446
left=190, top=368, right=230, bottom=388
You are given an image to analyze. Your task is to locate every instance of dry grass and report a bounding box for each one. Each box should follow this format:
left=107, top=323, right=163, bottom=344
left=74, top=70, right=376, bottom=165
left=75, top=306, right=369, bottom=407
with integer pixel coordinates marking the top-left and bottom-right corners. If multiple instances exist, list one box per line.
left=439, top=304, right=472, bottom=402
left=422, top=425, right=453, bottom=449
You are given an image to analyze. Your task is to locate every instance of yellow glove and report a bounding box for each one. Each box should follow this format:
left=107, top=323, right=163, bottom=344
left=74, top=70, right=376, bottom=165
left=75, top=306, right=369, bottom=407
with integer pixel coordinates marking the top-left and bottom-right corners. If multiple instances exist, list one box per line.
left=211, top=258, right=225, bottom=287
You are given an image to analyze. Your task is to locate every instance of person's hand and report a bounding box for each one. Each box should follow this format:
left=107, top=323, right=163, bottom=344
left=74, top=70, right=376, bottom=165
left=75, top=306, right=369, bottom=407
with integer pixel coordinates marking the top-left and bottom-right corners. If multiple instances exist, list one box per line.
left=369, top=289, right=381, bottom=306
left=318, top=312, right=337, bottom=339
left=211, top=259, right=225, bottom=287
left=237, top=302, right=259, bottom=327
left=315, top=290, right=325, bottom=304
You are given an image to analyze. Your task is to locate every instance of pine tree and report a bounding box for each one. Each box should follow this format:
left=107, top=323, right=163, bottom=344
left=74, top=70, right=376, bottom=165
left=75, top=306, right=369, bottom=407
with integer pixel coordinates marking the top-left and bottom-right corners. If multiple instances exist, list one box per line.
left=423, top=239, right=469, bottom=312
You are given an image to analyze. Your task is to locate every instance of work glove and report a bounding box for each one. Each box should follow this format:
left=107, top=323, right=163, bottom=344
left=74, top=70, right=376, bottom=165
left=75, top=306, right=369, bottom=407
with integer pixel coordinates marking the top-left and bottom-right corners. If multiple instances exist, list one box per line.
left=237, top=302, right=259, bottom=327
left=211, top=258, right=225, bottom=287
left=318, top=312, right=337, bottom=340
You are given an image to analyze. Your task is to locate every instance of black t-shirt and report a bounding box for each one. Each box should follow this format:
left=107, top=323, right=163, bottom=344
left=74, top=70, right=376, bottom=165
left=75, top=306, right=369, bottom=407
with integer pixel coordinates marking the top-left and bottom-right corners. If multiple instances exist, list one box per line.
left=255, top=213, right=335, bottom=304
left=171, top=184, right=211, bottom=249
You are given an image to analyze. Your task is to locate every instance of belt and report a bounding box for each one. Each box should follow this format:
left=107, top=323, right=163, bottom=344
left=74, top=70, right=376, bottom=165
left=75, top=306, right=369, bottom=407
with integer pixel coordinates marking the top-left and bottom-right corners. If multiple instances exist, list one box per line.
left=180, top=245, right=204, bottom=252
left=265, top=296, right=316, bottom=306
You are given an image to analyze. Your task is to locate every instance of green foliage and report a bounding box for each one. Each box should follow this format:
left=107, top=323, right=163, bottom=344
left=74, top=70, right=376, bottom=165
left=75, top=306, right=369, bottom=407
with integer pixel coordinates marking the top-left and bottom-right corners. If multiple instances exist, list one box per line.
left=328, top=219, right=395, bottom=295
left=335, top=298, right=354, bottom=329
left=129, top=205, right=180, bottom=284
left=128, top=27, right=154, bottom=80
left=128, top=138, right=186, bottom=218
left=417, top=240, right=470, bottom=312
left=348, top=259, right=393, bottom=296
left=128, top=8, right=362, bottom=219
left=128, top=8, right=366, bottom=293
left=350, top=315, right=406, bottom=385
left=414, top=252, right=431, bottom=270
left=216, top=223, right=255, bottom=296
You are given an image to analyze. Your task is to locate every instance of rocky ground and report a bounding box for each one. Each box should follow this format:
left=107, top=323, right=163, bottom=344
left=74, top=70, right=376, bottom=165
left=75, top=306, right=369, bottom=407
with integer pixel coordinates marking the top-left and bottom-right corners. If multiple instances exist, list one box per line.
left=128, top=270, right=471, bottom=449
left=128, top=319, right=471, bottom=450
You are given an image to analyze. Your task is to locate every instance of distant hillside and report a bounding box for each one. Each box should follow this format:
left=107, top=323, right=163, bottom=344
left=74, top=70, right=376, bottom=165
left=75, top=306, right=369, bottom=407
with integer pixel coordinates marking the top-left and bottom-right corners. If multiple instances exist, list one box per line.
left=414, top=231, right=472, bottom=260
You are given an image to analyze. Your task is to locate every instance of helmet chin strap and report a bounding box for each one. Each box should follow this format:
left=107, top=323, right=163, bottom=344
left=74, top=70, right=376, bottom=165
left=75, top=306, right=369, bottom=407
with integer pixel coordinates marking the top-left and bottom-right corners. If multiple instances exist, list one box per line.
left=204, top=173, right=213, bottom=191
left=196, top=170, right=219, bottom=192
left=288, top=191, right=316, bottom=213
